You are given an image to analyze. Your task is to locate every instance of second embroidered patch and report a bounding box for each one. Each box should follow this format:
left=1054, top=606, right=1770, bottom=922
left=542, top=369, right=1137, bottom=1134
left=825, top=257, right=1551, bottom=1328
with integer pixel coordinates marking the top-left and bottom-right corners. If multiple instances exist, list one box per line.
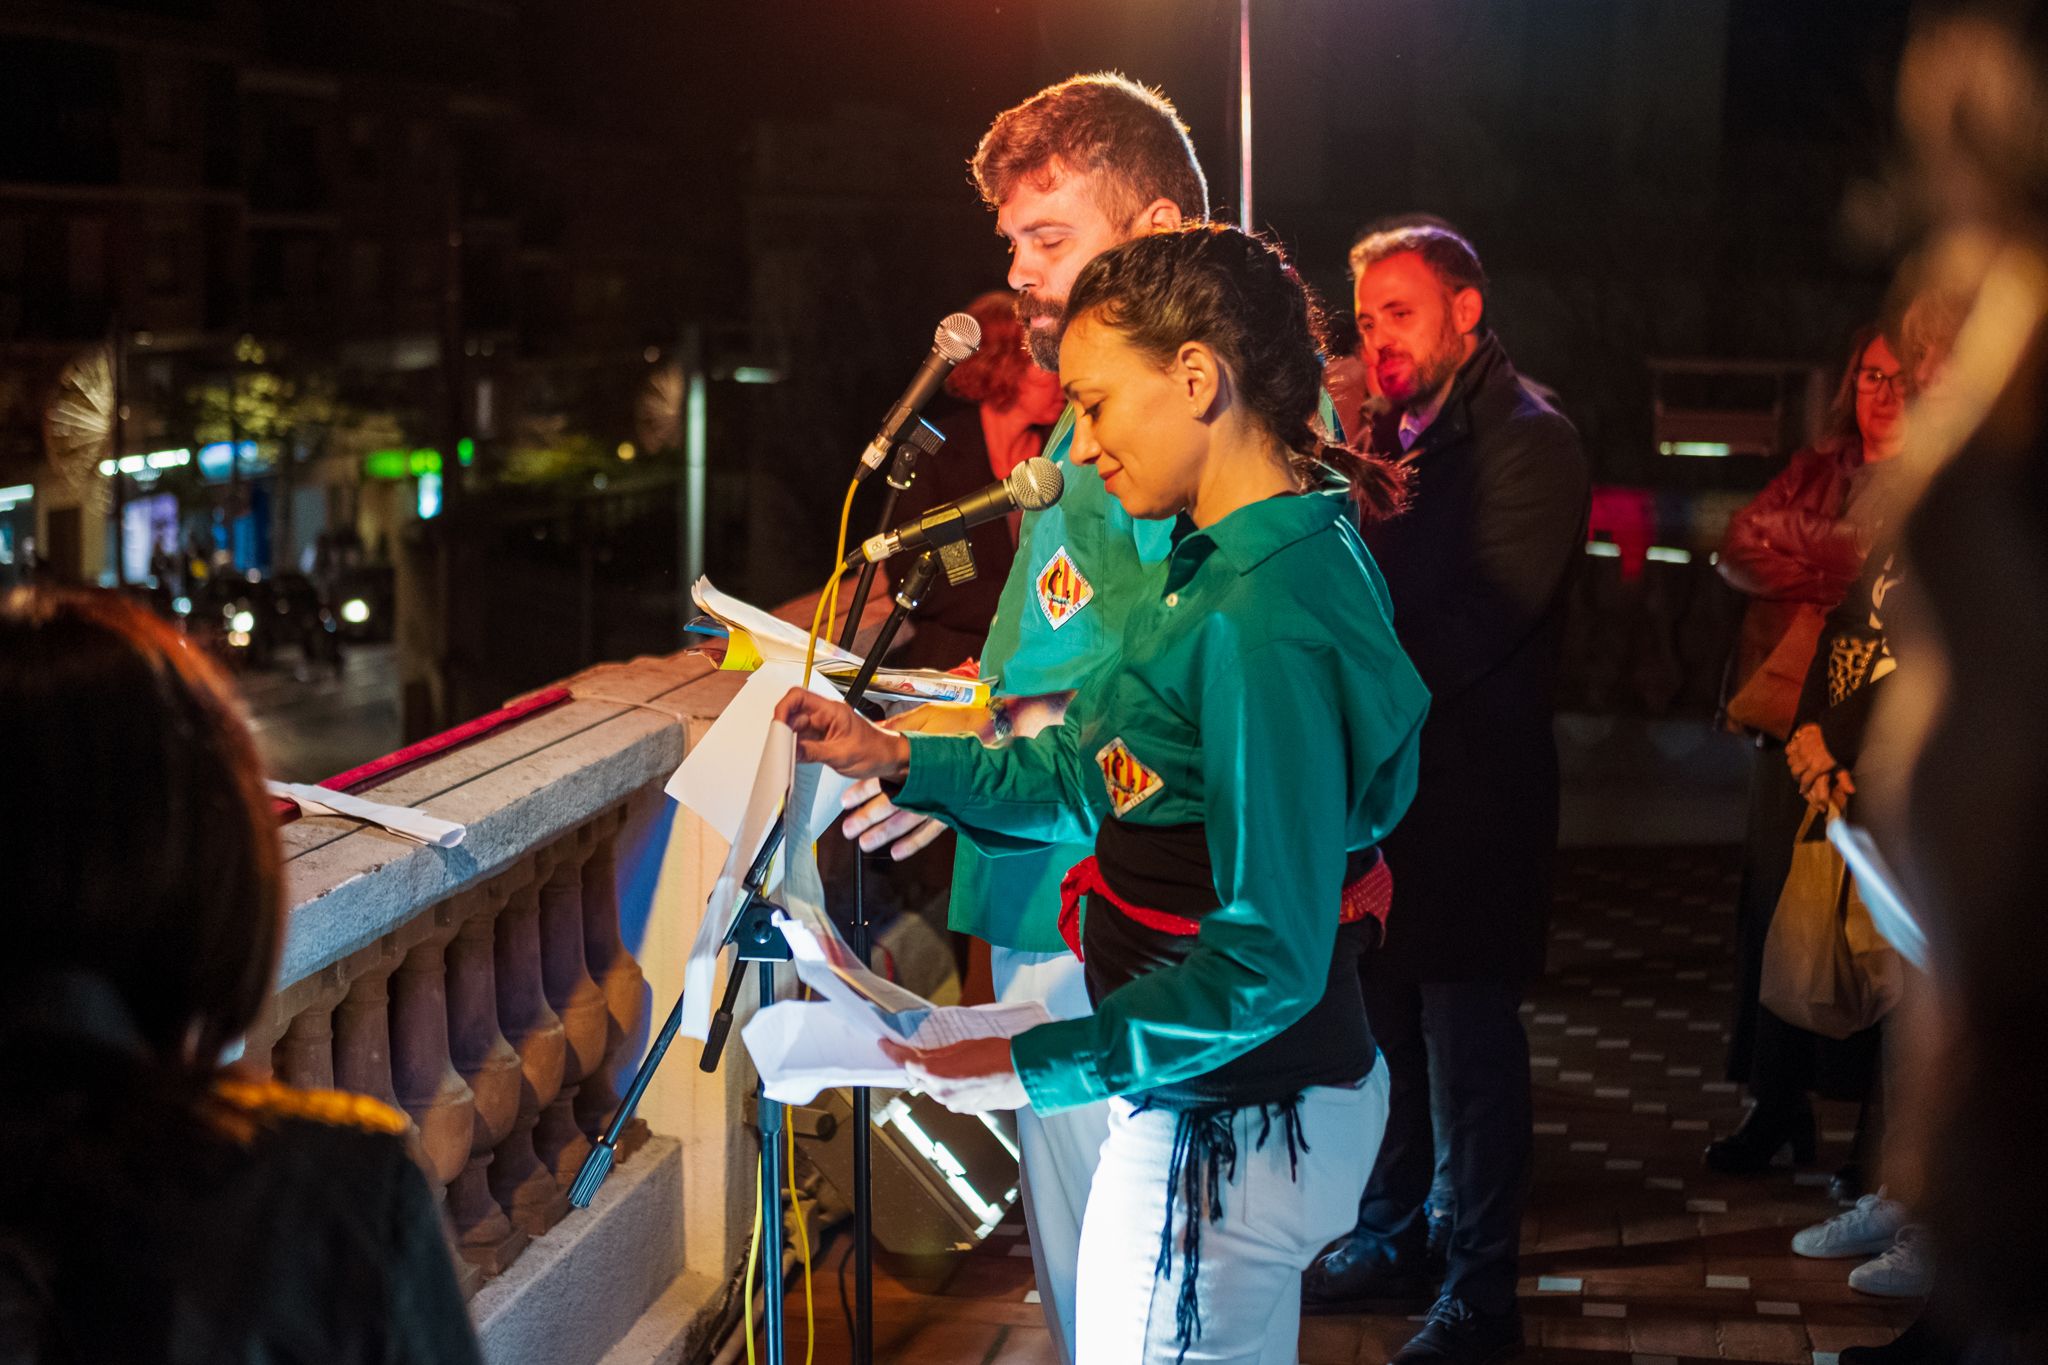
left=1096, top=737, right=1164, bottom=817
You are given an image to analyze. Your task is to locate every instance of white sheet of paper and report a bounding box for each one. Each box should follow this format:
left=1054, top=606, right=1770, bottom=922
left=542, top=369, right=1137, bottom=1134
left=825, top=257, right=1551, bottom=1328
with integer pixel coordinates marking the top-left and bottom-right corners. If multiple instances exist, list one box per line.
left=665, top=662, right=853, bottom=852
left=1829, top=818, right=1929, bottom=970
left=676, top=725, right=793, bottom=1042
left=694, top=577, right=864, bottom=671
left=741, top=1001, right=903, bottom=1102
left=268, top=781, right=466, bottom=848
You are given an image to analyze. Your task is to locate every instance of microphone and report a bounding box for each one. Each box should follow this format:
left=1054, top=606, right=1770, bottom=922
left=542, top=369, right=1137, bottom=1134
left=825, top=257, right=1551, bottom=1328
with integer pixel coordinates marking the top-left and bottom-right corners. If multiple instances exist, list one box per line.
left=856, top=312, right=982, bottom=480
left=846, top=457, right=1064, bottom=568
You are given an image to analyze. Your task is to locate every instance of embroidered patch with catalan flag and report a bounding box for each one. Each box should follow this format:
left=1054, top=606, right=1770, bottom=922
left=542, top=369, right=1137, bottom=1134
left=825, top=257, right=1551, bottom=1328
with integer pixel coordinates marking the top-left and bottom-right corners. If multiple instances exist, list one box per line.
left=1096, top=737, right=1164, bottom=817
left=1035, top=546, right=1093, bottom=630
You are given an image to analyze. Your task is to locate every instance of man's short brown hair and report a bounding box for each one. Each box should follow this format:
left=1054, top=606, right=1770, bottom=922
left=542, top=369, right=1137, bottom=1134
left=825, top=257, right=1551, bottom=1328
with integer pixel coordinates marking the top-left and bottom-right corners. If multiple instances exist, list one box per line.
left=1349, top=221, right=1488, bottom=299
left=970, top=72, right=1208, bottom=226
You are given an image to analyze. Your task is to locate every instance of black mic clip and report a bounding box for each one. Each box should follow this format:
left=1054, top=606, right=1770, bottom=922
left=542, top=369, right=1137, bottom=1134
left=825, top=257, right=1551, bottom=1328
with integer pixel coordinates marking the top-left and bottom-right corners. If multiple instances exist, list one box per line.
left=910, top=506, right=979, bottom=589
left=886, top=418, right=945, bottom=493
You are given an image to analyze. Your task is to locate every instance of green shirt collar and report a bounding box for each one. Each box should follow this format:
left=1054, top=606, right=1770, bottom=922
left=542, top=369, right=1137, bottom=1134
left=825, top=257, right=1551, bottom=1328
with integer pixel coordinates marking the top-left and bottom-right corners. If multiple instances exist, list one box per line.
left=1166, top=488, right=1348, bottom=587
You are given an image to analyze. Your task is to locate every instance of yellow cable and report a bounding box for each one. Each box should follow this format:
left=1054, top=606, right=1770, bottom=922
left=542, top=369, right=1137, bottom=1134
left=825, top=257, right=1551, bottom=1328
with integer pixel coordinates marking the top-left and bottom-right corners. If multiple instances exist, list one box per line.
left=744, top=1156, right=762, bottom=1365
left=802, top=478, right=861, bottom=688
left=788, top=1124, right=814, bottom=1365
left=760, top=476, right=850, bottom=1365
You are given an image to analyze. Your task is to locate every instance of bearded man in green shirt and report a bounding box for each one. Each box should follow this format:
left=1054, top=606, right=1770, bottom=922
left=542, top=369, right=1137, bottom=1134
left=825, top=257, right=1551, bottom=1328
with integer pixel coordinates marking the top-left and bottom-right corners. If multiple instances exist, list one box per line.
left=833, top=73, right=1206, bottom=1364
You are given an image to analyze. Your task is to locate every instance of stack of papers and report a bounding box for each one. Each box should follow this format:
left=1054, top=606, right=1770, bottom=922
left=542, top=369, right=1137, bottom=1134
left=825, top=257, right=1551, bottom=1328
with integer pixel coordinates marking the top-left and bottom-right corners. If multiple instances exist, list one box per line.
left=692, top=577, right=990, bottom=707
left=742, top=916, right=1050, bottom=1104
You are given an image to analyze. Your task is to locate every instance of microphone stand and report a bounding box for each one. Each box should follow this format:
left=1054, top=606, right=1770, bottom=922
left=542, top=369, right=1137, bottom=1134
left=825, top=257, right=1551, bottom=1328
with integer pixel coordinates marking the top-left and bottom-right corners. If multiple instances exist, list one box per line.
left=570, top=520, right=962, bottom=1365
left=830, top=420, right=939, bottom=1365
left=841, top=418, right=942, bottom=658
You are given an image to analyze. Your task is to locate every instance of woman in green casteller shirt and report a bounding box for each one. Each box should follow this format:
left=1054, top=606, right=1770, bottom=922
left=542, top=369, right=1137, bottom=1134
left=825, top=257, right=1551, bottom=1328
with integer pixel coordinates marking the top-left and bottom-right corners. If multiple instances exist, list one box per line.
left=776, top=226, right=1429, bottom=1364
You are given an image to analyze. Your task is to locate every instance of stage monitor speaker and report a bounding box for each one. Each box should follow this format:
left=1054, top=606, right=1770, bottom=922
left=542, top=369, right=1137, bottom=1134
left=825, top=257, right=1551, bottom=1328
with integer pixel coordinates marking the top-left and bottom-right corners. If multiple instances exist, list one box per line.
left=794, top=1087, right=1020, bottom=1256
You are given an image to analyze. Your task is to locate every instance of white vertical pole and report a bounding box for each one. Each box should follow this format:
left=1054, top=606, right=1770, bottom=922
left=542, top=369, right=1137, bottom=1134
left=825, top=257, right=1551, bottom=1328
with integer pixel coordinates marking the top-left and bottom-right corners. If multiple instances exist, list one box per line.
left=682, top=326, right=708, bottom=589
left=1238, top=0, right=1254, bottom=228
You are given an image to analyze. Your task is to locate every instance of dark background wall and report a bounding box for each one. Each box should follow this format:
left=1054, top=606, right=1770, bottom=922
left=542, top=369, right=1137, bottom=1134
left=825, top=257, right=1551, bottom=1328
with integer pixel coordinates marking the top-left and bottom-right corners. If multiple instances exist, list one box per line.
left=0, top=0, right=1923, bottom=722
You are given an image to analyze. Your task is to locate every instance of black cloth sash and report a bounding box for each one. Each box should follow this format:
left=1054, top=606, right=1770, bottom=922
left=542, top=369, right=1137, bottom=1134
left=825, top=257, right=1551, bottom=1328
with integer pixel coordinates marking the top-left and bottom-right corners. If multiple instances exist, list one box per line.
left=1085, top=817, right=1377, bottom=1108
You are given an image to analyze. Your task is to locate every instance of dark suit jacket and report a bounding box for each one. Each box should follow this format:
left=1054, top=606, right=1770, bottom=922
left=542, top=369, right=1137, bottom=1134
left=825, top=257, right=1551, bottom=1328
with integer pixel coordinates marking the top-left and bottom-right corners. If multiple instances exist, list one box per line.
left=1360, top=332, right=1590, bottom=983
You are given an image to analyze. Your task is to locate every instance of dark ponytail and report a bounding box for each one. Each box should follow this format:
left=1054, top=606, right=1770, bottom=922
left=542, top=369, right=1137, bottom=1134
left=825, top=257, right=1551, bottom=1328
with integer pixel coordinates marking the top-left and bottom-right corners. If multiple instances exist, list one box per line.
left=1062, top=224, right=1409, bottom=522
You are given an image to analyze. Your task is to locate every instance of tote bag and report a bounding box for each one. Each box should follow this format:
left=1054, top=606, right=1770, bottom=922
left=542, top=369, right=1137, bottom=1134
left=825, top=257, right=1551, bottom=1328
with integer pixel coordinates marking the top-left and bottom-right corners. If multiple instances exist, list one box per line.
left=1759, top=807, right=1906, bottom=1039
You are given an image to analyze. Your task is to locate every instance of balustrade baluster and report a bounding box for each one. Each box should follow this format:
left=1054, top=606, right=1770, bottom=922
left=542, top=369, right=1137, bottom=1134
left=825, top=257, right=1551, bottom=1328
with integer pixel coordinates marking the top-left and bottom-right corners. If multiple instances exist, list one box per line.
left=445, top=873, right=531, bottom=1275
left=333, top=947, right=404, bottom=1113
left=271, top=972, right=344, bottom=1091
left=575, top=811, right=653, bottom=1160
left=535, top=838, right=610, bottom=1188
left=390, top=904, right=479, bottom=1210
left=490, top=850, right=571, bottom=1236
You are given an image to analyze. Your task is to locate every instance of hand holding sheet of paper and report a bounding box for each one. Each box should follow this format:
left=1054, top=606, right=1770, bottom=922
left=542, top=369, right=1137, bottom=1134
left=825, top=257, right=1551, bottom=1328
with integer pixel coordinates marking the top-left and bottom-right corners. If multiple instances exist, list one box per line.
left=740, top=912, right=1051, bottom=1105
left=666, top=662, right=854, bottom=854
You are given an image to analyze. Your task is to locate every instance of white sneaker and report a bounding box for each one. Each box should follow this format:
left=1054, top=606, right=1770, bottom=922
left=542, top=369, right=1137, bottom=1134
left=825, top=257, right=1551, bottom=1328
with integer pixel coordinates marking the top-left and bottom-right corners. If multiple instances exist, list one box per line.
left=1848, top=1227, right=1934, bottom=1298
left=1792, top=1193, right=1911, bottom=1259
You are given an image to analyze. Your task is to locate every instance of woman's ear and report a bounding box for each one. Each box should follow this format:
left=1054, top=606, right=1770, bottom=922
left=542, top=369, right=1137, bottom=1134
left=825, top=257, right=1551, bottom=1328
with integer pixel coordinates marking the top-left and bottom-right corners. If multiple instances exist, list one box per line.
left=1175, top=341, right=1225, bottom=420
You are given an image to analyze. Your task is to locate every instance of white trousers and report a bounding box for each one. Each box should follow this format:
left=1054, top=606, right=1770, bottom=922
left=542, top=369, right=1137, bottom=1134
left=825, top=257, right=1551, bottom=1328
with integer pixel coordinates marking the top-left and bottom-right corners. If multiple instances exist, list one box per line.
left=1075, top=1068, right=1390, bottom=1365
left=992, top=946, right=1107, bottom=1365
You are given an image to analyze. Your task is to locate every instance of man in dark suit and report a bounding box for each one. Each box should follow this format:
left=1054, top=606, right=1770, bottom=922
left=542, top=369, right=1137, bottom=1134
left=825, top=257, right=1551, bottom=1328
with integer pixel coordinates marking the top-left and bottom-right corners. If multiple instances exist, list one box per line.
left=1305, top=222, right=1590, bottom=1365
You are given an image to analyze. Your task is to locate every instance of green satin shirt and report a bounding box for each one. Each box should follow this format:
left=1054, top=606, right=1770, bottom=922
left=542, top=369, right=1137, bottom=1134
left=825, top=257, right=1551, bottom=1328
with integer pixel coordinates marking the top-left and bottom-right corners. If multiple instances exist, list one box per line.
left=898, top=490, right=1428, bottom=1114
left=951, top=393, right=1349, bottom=953
left=948, top=409, right=1176, bottom=952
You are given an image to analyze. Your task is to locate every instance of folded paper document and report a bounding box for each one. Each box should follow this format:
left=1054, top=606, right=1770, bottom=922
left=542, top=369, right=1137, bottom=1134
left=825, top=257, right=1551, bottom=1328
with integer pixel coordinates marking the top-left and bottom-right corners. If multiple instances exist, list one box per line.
left=268, top=781, right=465, bottom=848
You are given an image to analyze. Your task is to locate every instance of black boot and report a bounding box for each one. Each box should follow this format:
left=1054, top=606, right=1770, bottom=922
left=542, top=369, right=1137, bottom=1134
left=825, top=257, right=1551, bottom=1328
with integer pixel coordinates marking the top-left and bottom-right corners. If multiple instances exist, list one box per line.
left=1302, top=1228, right=1434, bottom=1310
left=1838, top=1315, right=1943, bottom=1364
left=1389, top=1294, right=1523, bottom=1365
left=1703, top=1098, right=1816, bottom=1175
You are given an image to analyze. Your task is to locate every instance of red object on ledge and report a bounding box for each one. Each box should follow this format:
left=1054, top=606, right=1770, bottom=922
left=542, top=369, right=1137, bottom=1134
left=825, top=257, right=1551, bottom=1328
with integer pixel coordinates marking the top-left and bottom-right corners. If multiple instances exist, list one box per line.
left=272, top=685, right=574, bottom=823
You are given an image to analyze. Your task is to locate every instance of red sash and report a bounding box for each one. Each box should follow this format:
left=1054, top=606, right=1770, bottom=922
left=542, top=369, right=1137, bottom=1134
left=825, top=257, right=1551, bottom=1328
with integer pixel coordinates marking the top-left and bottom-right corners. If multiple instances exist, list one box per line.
left=1056, top=850, right=1392, bottom=962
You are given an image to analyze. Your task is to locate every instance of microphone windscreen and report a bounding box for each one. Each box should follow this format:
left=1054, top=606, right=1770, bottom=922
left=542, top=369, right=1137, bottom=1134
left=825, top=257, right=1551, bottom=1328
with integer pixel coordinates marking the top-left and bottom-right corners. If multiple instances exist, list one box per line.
left=935, top=312, right=982, bottom=362
left=1007, top=456, right=1064, bottom=511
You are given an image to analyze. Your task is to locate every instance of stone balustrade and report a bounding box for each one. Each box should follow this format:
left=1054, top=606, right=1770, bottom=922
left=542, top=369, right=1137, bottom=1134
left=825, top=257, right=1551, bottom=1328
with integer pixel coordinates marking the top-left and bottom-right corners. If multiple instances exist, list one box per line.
left=247, top=808, right=650, bottom=1301
left=258, top=586, right=895, bottom=1365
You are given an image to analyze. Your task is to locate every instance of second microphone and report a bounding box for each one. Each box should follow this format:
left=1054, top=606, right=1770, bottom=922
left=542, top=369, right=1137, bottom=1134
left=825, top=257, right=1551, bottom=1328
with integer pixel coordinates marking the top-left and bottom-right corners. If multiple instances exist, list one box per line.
left=845, top=456, right=1065, bottom=570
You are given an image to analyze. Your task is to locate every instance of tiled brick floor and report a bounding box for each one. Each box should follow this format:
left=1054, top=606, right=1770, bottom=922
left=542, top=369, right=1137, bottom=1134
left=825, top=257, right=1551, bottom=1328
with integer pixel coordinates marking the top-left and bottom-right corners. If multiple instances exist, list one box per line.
left=778, top=846, right=1919, bottom=1362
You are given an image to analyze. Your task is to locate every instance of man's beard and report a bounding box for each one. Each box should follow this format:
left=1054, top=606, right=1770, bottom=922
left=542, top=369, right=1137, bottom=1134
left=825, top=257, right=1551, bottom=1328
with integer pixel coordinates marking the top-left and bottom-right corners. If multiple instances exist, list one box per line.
left=1015, top=290, right=1065, bottom=372
left=1377, top=316, right=1466, bottom=411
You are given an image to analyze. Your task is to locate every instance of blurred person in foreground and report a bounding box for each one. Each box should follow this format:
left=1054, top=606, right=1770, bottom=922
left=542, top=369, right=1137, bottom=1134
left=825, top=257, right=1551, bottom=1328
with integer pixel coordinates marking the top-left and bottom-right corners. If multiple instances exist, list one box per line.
left=1709, top=324, right=1914, bottom=1191
left=0, top=587, right=481, bottom=1365
left=1305, top=220, right=1590, bottom=1365
left=1835, top=10, right=2048, bottom=1364
left=779, top=224, right=1427, bottom=1365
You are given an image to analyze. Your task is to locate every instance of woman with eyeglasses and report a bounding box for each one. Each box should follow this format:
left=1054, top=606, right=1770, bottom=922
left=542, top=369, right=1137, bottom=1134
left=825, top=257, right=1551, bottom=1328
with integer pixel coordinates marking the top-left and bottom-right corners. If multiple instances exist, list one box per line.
left=1709, top=324, right=1915, bottom=1196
